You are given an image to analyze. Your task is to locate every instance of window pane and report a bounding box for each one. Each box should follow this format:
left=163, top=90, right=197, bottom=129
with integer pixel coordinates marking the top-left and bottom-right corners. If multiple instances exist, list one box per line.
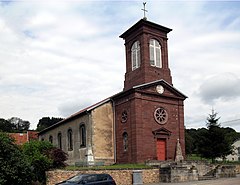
left=131, top=41, right=140, bottom=70
left=150, top=46, right=155, bottom=66
left=149, top=39, right=162, bottom=67
left=49, top=136, right=53, bottom=143
left=68, top=129, right=73, bottom=151
left=80, top=124, right=86, bottom=147
left=155, top=40, right=160, bottom=47
left=156, top=48, right=161, bottom=67
left=150, top=39, right=154, bottom=45
left=132, top=51, right=136, bottom=69
left=58, top=133, right=62, bottom=149
left=123, top=132, right=128, bottom=152
left=137, top=49, right=140, bottom=68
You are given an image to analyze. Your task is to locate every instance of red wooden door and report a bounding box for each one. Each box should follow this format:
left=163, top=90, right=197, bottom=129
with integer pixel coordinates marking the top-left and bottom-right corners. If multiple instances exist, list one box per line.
left=157, top=139, right=166, bottom=161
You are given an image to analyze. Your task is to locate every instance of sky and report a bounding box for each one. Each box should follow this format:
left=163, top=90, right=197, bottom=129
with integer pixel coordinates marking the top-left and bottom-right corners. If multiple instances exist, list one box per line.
left=0, top=0, right=240, bottom=131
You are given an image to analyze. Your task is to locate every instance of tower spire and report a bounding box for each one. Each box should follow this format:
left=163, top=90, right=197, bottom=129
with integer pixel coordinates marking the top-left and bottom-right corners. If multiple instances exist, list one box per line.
left=141, top=2, right=148, bottom=20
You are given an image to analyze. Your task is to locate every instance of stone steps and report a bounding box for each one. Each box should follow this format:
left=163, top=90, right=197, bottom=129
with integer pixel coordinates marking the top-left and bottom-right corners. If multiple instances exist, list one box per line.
left=198, top=176, right=216, bottom=181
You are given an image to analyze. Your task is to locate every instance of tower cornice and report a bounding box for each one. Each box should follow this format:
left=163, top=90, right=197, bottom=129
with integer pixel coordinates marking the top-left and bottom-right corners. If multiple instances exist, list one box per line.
left=120, top=19, right=172, bottom=39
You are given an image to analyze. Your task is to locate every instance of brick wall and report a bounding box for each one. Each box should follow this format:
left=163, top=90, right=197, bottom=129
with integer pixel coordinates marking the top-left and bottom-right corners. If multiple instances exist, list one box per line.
left=46, top=169, right=159, bottom=185
left=114, top=86, right=185, bottom=163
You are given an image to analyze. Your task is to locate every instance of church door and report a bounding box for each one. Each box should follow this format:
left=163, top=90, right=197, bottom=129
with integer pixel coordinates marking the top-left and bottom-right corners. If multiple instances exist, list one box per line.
left=156, top=139, right=166, bottom=161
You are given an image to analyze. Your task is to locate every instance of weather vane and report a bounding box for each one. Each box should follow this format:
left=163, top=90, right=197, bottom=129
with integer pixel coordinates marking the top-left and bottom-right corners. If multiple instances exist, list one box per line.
left=141, top=2, right=148, bottom=20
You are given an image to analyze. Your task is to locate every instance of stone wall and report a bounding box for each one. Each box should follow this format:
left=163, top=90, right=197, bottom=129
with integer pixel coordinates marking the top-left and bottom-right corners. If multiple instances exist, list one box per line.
left=92, top=102, right=114, bottom=164
left=235, top=164, right=240, bottom=173
left=46, top=169, right=159, bottom=185
left=157, top=161, right=239, bottom=183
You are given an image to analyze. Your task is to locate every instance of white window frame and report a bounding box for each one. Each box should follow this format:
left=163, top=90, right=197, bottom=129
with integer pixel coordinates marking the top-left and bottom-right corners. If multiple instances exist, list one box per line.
left=149, top=39, right=162, bottom=68
left=131, top=41, right=141, bottom=70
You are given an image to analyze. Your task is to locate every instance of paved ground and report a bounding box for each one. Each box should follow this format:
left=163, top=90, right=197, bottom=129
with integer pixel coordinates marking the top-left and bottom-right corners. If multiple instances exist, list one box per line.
left=145, top=174, right=240, bottom=185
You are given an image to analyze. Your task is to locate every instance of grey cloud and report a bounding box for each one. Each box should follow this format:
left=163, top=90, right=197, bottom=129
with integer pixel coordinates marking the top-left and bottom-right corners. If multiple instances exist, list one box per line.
left=58, top=99, right=93, bottom=118
left=198, top=73, right=240, bottom=103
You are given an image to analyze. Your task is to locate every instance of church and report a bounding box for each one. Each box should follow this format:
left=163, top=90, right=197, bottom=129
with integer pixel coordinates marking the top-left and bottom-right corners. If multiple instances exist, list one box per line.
left=38, top=18, right=187, bottom=165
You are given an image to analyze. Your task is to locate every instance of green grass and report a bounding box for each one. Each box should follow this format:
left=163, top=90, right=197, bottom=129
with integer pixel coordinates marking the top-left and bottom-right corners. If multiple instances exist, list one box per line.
left=65, top=163, right=153, bottom=171
left=186, top=154, right=210, bottom=161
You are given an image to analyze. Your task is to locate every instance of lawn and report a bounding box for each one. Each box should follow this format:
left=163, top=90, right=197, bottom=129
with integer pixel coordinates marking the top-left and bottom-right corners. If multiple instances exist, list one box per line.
left=65, top=163, right=153, bottom=171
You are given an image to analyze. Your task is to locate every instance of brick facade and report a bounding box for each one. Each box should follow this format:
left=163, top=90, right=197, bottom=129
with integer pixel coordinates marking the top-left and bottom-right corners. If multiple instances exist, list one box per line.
left=113, top=19, right=186, bottom=163
left=39, top=18, right=186, bottom=165
left=8, top=131, right=38, bottom=145
left=113, top=81, right=186, bottom=163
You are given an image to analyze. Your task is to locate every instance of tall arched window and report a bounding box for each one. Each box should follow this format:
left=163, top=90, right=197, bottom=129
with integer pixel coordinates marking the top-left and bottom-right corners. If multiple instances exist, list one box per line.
left=80, top=124, right=86, bottom=148
left=49, top=135, right=53, bottom=144
left=67, top=129, right=73, bottom=151
left=131, top=41, right=141, bottom=70
left=149, top=39, right=162, bottom=68
left=58, top=132, right=62, bottom=149
left=123, top=132, right=128, bottom=152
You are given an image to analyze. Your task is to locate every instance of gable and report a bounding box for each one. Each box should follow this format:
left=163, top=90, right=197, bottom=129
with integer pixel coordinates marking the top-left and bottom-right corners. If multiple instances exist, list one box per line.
left=133, top=79, right=187, bottom=100
left=152, top=127, right=171, bottom=138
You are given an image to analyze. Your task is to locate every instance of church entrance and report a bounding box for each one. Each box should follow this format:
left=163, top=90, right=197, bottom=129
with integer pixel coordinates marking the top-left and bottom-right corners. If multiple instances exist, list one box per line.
left=156, top=139, right=166, bottom=160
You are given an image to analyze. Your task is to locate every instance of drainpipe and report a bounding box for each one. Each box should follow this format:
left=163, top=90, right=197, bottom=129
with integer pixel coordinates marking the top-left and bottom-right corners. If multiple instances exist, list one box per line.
left=86, top=111, right=94, bottom=165
left=111, top=99, right=117, bottom=164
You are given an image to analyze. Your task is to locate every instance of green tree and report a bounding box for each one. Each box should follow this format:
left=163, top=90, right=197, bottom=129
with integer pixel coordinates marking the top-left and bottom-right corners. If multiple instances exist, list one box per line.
left=0, top=118, right=14, bottom=132
left=198, top=110, right=232, bottom=162
left=222, top=127, right=240, bottom=144
left=185, top=129, right=194, bottom=155
left=36, top=117, right=63, bottom=131
left=206, top=109, right=220, bottom=128
left=8, top=117, right=30, bottom=132
left=22, top=140, right=68, bottom=183
left=0, top=132, right=32, bottom=185
left=22, top=141, right=53, bottom=183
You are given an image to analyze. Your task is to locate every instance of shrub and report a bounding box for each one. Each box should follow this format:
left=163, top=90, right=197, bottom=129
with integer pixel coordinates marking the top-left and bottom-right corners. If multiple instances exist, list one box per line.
left=0, top=132, right=32, bottom=185
left=22, top=140, right=68, bottom=183
left=49, top=148, right=68, bottom=168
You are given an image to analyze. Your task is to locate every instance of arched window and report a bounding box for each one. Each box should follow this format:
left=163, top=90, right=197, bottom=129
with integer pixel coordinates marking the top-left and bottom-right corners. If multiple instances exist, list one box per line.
left=58, top=132, right=62, bottom=149
left=67, top=129, right=73, bottom=151
left=49, top=135, right=53, bottom=143
left=149, top=39, right=162, bottom=68
left=131, top=41, right=141, bottom=70
left=123, top=132, right=128, bottom=152
left=80, top=124, right=86, bottom=148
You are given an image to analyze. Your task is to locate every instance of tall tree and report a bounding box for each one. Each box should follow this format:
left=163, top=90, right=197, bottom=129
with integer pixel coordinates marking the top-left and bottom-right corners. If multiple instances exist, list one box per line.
left=198, top=109, right=232, bottom=162
left=185, top=128, right=196, bottom=155
left=8, top=117, right=30, bottom=132
left=206, top=109, right=220, bottom=128
left=0, top=118, right=14, bottom=132
left=36, top=117, right=63, bottom=131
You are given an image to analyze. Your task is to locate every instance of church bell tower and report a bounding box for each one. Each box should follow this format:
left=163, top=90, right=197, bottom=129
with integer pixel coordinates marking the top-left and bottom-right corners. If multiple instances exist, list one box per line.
left=120, top=19, right=173, bottom=91
left=113, top=17, right=187, bottom=164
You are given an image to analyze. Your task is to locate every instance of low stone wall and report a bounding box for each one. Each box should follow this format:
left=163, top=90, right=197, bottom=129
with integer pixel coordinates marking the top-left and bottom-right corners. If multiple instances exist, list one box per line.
left=235, top=164, right=240, bottom=173
left=216, top=165, right=236, bottom=178
left=46, top=169, right=159, bottom=185
left=158, top=161, right=239, bottom=183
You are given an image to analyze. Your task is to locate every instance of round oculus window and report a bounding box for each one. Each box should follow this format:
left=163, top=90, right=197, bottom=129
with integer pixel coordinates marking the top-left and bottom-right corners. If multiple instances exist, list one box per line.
left=121, top=110, right=128, bottom=123
left=154, top=107, right=168, bottom=124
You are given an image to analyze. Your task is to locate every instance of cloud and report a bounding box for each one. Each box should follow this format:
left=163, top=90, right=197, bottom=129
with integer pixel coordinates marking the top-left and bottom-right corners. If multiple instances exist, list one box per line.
left=0, top=1, right=240, bottom=132
left=198, top=73, right=240, bottom=103
left=58, top=99, right=93, bottom=117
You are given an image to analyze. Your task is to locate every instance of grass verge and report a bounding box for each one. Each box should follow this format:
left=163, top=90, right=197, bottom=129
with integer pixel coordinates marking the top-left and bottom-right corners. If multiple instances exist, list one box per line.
left=65, top=163, right=153, bottom=171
